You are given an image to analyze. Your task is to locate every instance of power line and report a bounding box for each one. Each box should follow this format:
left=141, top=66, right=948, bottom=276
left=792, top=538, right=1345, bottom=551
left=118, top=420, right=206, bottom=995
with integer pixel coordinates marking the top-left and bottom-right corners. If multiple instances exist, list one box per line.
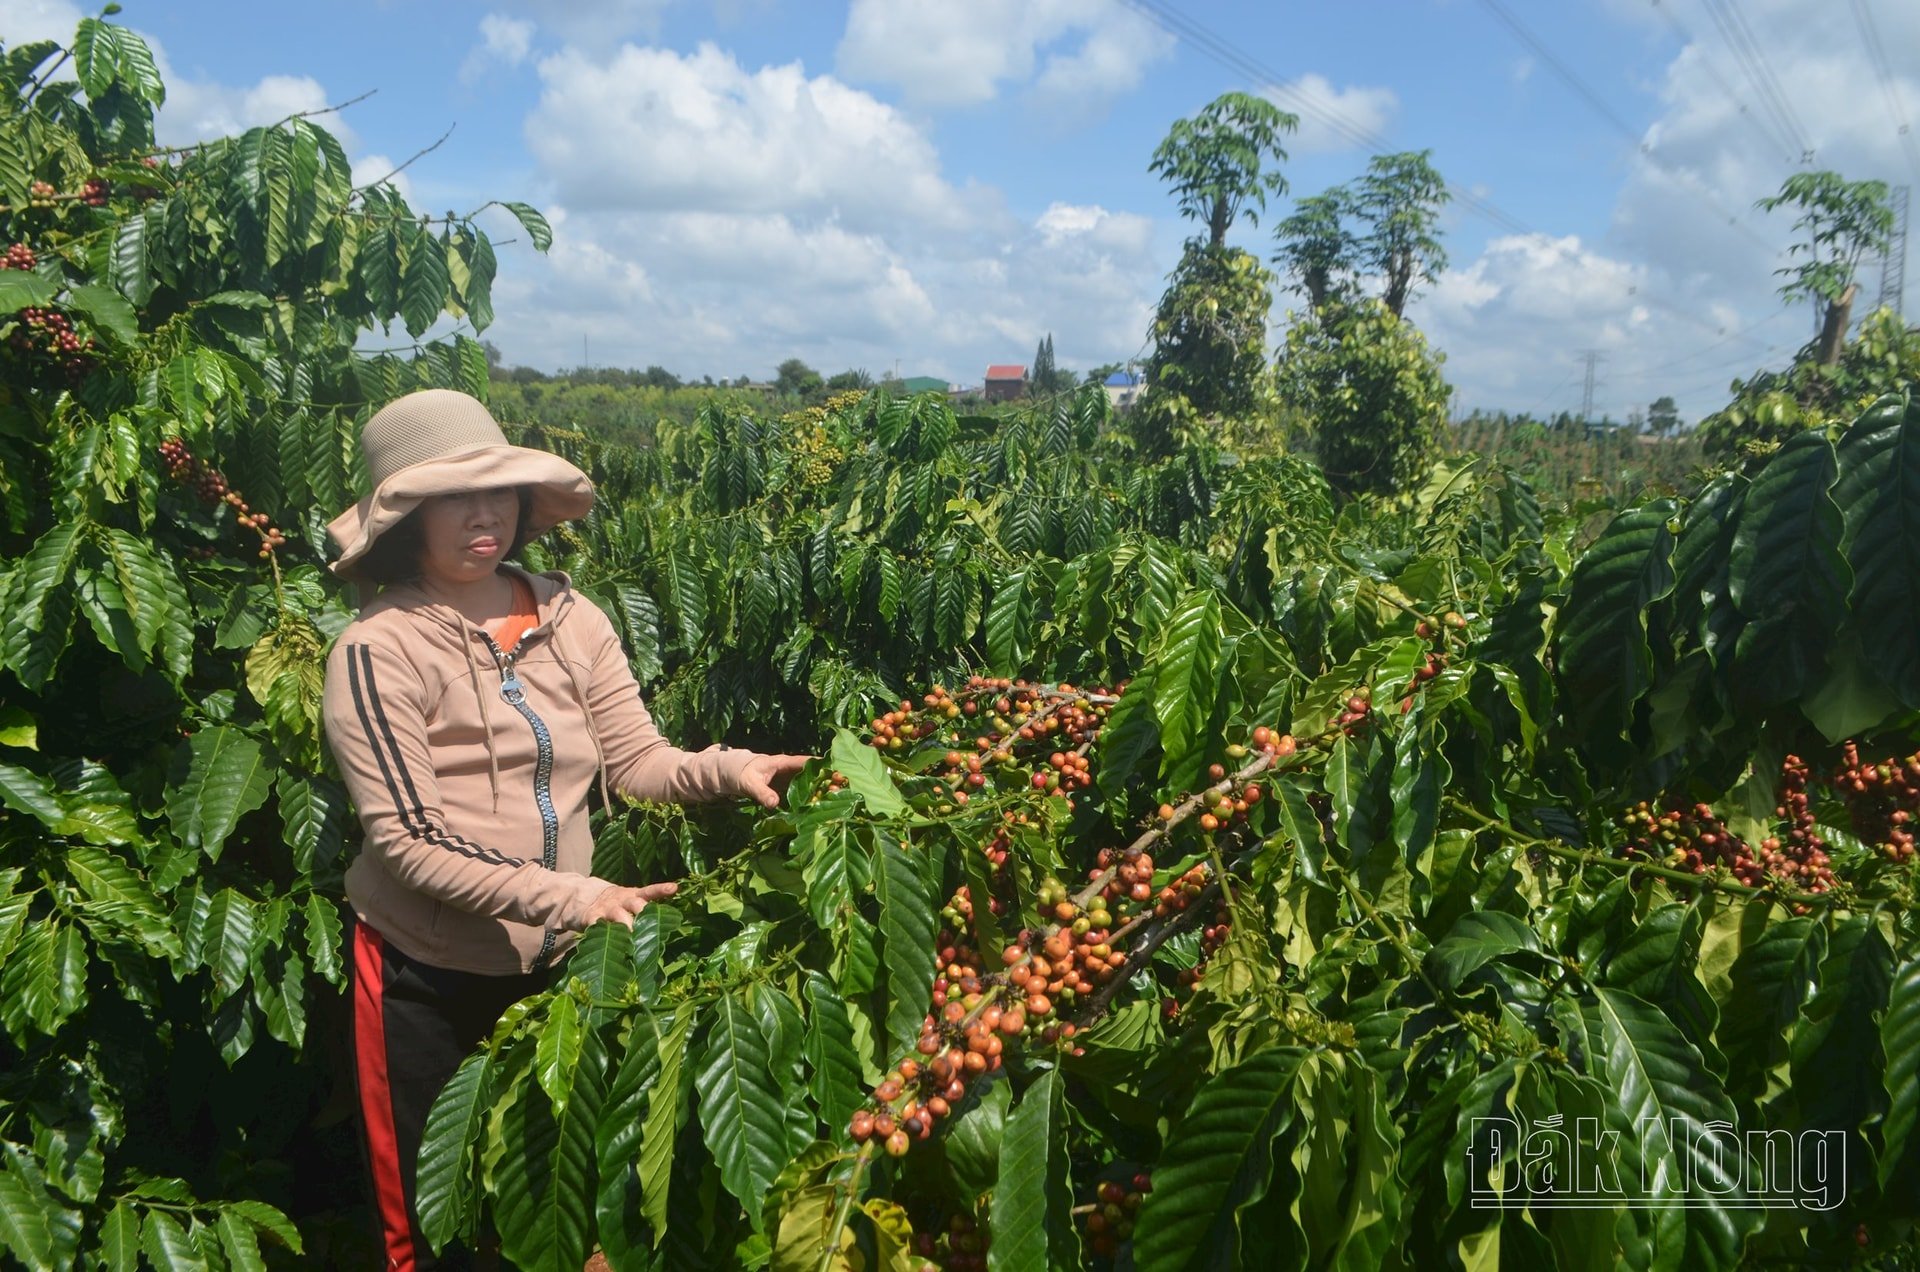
left=1721, top=1, right=1816, bottom=159
left=1120, top=0, right=1532, bottom=235
left=1477, top=0, right=1647, bottom=149
left=1469, top=0, right=1776, bottom=253
left=1133, top=0, right=1779, bottom=257
left=1658, top=347, right=1788, bottom=402
left=1849, top=0, right=1920, bottom=187
left=1647, top=0, right=1799, bottom=163
left=1611, top=305, right=1796, bottom=378
left=1696, top=0, right=1815, bottom=162
left=1522, top=366, right=1579, bottom=418
left=1121, top=0, right=1788, bottom=401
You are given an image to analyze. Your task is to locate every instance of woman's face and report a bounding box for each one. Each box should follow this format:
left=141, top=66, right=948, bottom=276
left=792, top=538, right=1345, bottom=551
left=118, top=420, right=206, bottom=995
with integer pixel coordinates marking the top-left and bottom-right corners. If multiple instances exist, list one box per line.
left=416, top=487, right=520, bottom=590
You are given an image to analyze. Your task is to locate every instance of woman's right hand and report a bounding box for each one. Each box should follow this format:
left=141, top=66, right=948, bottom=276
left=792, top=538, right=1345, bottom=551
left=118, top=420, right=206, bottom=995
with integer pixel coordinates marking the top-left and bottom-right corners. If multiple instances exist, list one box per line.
left=580, top=880, right=679, bottom=929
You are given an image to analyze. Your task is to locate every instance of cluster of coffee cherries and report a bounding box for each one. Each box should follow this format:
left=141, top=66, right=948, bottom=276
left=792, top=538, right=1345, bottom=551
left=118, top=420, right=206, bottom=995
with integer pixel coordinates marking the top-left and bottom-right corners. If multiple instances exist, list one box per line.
left=979, top=822, right=1013, bottom=872
left=1762, top=754, right=1836, bottom=889
left=1153, top=727, right=1291, bottom=835
left=1178, top=902, right=1233, bottom=988
left=870, top=678, right=1117, bottom=817
left=869, top=699, right=940, bottom=752
left=1330, top=686, right=1373, bottom=737
left=1618, top=801, right=1765, bottom=882
left=1394, top=649, right=1451, bottom=714
left=909, top=1212, right=988, bottom=1272
left=158, top=437, right=289, bottom=558
left=1152, top=873, right=1227, bottom=1018
left=849, top=914, right=1016, bottom=1155
left=7, top=306, right=96, bottom=383
left=1182, top=768, right=1265, bottom=835
left=2, top=243, right=35, bottom=271
left=19, top=177, right=115, bottom=208
left=1004, top=878, right=1133, bottom=1030
left=935, top=885, right=1003, bottom=945
left=1091, top=844, right=1158, bottom=908
left=1081, top=1174, right=1151, bottom=1261
left=967, top=677, right=1114, bottom=748
left=1030, top=747, right=1093, bottom=795
left=1831, top=743, right=1920, bottom=864
left=869, top=678, right=1115, bottom=757
left=1415, top=613, right=1469, bottom=640
left=1152, top=863, right=1210, bottom=919
left=786, top=417, right=844, bottom=489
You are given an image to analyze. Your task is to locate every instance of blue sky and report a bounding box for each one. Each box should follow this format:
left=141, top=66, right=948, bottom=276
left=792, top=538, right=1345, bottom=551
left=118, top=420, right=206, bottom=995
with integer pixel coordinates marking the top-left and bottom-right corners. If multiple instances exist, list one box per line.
left=7, top=0, right=1920, bottom=423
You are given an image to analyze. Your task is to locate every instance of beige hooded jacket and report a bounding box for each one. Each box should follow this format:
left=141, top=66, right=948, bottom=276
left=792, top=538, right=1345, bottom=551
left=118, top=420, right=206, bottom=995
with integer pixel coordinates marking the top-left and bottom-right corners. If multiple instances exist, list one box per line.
left=322, top=564, right=753, bottom=975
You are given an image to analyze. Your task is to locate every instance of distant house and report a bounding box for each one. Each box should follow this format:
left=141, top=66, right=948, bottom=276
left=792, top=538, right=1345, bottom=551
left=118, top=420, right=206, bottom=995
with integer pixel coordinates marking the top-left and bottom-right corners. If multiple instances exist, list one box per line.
left=900, top=376, right=950, bottom=395
left=1104, top=370, right=1144, bottom=411
left=983, top=364, right=1027, bottom=403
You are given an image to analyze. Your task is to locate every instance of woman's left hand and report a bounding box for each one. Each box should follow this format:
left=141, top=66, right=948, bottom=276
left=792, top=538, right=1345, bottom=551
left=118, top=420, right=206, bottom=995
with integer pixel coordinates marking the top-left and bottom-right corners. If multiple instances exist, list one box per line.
left=739, top=752, right=813, bottom=809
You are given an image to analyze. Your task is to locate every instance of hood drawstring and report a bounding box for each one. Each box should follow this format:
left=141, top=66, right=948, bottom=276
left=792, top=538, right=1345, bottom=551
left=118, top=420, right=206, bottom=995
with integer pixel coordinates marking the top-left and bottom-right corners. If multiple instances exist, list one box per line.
left=463, top=630, right=502, bottom=813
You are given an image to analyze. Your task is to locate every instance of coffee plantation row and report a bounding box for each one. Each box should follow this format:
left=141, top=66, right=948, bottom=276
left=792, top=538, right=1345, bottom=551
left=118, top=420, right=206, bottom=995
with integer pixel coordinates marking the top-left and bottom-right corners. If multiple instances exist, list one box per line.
left=0, top=17, right=1915, bottom=1272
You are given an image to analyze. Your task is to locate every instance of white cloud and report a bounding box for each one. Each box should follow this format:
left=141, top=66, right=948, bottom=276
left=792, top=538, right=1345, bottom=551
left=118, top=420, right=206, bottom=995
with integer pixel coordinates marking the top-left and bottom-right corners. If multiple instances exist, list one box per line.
left=0, top=0, right=79, bottom=44
left=482, top=179, right=1163, bottom=384
left=1409, top=0, right=1920, bottom=421
left=485, top=0, right=675, bottom=46
left=835, top=0, right=1172, bottom=113
left=525, top=43, right=979, bottom=233
left=461, top=14, right=537, bottom=83
left=348, top=153, right=414, bottom=204
left=484, top=37, right=1166, bottom=385
left=1034, top=202, right=1152, bottom=253
left=1414, top=226, right=1801, bottom=421
left=158, top=73, right=359, bottom=150
left=0, top=3, right=367, bottom=155
left=1264, top=73, right=1398, bottom=155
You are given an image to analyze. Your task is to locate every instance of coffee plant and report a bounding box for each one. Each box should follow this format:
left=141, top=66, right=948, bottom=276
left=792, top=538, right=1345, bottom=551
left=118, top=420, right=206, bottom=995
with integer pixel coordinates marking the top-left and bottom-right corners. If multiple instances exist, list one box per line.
left=1, top=15, right=1917, bottom=1272
left=405, top=380, right=1918, bottom=1269
left=0, top=18, right=549, bottom=1268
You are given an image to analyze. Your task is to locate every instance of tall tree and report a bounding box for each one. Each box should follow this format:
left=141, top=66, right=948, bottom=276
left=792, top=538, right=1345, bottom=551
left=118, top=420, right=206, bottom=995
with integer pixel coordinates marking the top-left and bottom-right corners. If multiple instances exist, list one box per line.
left=1756, top=171, right=1895, bottom=365
left=1132, top=243, right=1278, bottom=457
left=1030, top=334, right=1056, bottom=395
left=1273, top=191, right=1358, bottom=311
left=1278, top=299, right=1451, bottom=498
left=1354, top=150, right=1450, bottom=318
left=775, top=357, right=823, bottom=397
left=1148, top=91, right=1298, bottom=248
left=1648, top=396, right=1681, bottom=436
left=1132, top=93, right=1294, bottom=457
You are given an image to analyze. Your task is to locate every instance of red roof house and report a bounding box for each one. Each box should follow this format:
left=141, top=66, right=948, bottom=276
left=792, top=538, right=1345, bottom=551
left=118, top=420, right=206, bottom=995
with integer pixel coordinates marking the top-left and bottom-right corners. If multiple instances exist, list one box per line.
left=983, top=364, right=1027, bottom=403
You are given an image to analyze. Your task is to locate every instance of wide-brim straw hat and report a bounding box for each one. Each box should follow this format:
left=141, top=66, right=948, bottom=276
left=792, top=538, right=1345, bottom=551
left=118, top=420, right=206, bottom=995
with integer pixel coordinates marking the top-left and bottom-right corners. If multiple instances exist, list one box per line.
left=327, top=389, right=594, bottom=578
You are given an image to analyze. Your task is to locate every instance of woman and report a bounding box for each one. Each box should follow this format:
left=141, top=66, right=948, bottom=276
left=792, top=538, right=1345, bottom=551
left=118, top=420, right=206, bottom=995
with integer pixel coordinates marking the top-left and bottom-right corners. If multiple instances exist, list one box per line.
left=320, top=388, right=806, bottom=1270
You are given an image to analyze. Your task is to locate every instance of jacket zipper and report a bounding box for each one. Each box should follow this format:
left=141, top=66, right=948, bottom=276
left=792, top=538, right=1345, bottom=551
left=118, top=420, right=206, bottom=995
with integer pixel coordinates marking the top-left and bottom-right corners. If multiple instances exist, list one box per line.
left=485, top=634, right=561, bottom=971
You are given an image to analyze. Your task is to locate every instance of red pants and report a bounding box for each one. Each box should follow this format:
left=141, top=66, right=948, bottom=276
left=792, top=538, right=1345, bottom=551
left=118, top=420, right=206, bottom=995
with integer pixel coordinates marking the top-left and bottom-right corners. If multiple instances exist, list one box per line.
left=351, top=923, right=547, bottom=1270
